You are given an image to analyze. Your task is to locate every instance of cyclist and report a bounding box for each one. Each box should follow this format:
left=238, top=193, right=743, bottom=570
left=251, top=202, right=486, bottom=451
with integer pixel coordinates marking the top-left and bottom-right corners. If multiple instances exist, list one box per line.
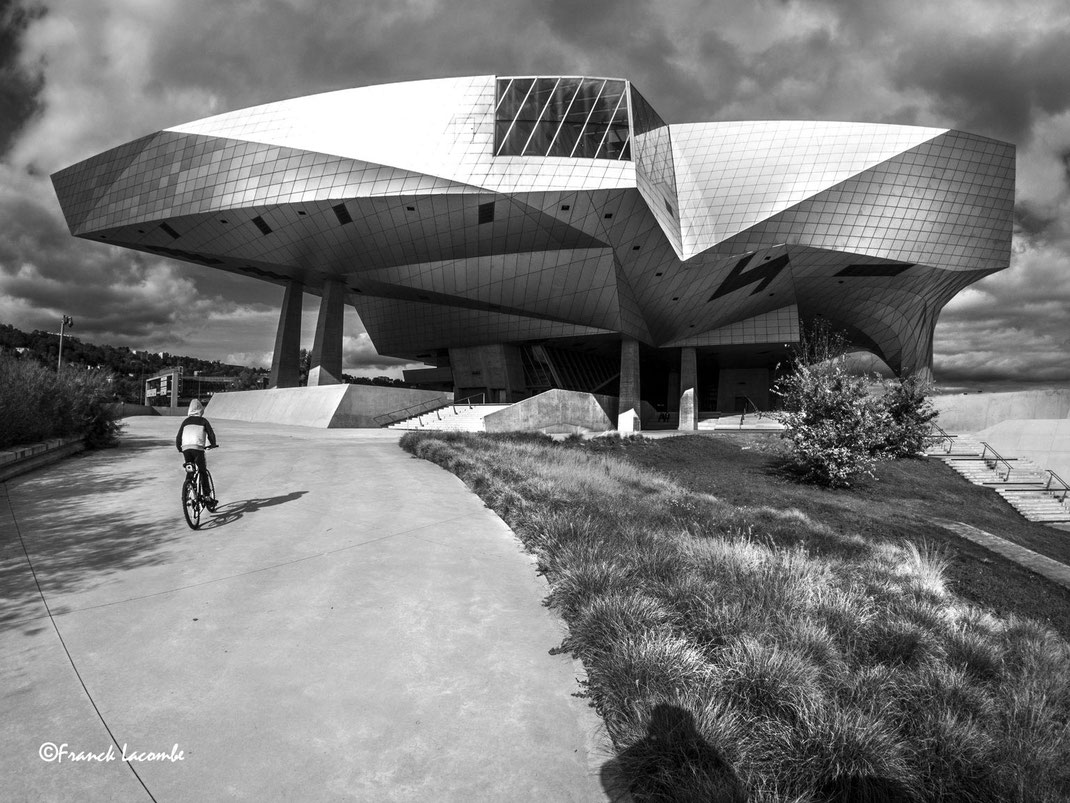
left=176, top=398, right=218, bottom=511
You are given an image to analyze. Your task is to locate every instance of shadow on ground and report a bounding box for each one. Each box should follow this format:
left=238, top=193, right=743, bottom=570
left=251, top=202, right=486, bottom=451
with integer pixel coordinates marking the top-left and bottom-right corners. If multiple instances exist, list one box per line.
left=599, top=704, right=747, bottom=802
left=198, top=492, right=308, bottom=529
left=0, top=433, right=184, bottom=635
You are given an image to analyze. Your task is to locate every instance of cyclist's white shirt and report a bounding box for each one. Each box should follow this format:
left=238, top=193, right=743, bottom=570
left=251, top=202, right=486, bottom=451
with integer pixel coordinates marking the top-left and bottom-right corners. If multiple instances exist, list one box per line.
left=182, top=423, right=208, bottom=449
left=179, top=419, right=213, bottom=450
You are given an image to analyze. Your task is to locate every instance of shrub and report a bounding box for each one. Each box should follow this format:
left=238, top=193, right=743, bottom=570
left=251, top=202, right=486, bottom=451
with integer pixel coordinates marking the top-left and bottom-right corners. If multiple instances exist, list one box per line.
left=876, top=375, right=940, bottom=458
left=773, top=322, right=940, bottom=485
left=773, top=357, right=890, bottom=487
left=0, top=356, right=122, bottom=449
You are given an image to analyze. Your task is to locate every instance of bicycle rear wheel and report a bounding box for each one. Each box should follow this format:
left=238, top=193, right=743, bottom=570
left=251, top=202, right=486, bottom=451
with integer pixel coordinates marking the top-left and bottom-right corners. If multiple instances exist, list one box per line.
left=182, top=478, right=201, bottom=529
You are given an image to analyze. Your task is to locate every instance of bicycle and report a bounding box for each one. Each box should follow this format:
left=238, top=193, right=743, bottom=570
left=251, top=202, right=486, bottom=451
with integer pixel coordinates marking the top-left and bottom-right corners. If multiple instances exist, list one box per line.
left=181, top=446, right=218, bottom=530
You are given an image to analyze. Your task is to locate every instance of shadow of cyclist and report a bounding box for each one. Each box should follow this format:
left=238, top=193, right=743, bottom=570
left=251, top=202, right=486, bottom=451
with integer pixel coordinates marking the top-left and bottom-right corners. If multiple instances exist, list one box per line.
left=199, top=491, right=308, bottom=529
left=600, top=703, right=747, bottom=802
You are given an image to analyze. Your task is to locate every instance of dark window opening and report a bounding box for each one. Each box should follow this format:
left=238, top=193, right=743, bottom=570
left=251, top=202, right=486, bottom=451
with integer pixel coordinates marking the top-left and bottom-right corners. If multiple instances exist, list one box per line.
left=406, top=205, right=415, bottom=211
left=604, top=213, right=613, bottom=219
left=632, top=245, right=641, bottom=251
left=333, top=203, right=353, bottom=225
left=478, top=202, right=495, bottom=224
left=252, top=216, right=273, bottom=235
left=560, top=204, right=570, bottom=211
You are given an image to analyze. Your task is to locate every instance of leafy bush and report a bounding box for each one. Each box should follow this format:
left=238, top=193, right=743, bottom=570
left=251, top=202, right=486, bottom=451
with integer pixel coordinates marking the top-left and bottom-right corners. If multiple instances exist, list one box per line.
left=0, top=356, right=123, bottom=449
left=774, top=358, right=890, bottom=487
left=876, top=375, right=939, bottom=458
left=773, top=321, right=940, bottom=486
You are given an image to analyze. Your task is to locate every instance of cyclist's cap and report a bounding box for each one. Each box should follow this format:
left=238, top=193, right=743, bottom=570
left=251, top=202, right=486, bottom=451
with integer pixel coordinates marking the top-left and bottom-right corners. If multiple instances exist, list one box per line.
left=188, top=399, right=205, bottom=416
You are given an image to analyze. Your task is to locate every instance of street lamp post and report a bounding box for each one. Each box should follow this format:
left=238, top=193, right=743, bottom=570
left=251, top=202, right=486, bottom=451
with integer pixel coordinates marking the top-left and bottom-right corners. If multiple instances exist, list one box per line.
left=57, top=315, right=73, bottom=372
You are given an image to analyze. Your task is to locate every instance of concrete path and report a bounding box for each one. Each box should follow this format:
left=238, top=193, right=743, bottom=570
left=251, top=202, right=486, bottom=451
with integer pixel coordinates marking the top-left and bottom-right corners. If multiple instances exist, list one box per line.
left=0, top=418, right=610, bottom=802
left=934, top=518, right=1070, bottom=590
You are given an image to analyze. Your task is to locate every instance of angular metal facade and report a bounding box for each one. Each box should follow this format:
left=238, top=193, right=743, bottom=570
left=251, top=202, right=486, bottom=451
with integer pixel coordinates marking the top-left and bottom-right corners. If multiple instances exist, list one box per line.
left=52, top=75, right=1014, bottom=380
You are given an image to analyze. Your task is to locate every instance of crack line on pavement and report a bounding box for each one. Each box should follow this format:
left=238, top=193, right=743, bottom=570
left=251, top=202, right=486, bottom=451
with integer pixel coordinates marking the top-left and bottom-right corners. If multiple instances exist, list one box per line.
left=45, top=512, right=478, bottom=617
left=2, top=480, right=158, bottom=803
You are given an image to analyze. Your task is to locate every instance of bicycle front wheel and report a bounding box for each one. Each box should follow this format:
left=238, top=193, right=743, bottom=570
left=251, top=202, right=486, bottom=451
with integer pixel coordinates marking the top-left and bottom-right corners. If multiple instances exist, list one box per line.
left=202, top=468, right=216, bottom=511
left=182, top=478, right=201, bottom=529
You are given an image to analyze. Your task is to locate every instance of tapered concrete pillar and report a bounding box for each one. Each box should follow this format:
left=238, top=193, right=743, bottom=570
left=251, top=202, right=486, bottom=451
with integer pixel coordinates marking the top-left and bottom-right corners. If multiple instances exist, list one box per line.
left=678, top=346, right=697, bottom=431
left=269, top=280, right=303, bottom=388
left=617, top=338, right=641, bottom=432
left=308, top=278, right=345, bottom=386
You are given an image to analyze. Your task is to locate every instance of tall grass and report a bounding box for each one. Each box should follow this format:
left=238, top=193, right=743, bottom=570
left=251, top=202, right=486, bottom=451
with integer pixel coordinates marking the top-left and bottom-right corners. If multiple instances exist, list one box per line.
left=0, top=357, right=122, bottom=449
left=401, top=431, right=1070, bottom=801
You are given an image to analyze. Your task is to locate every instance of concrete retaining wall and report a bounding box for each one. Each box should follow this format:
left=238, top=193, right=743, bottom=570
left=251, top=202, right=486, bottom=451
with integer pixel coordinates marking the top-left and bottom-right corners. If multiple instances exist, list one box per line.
left=484, top=389, right=617, bottom=434
left=976, top=419, right=1070, bottom=483
left=0, top=436, right=85, bottom=482
left=932, top=389, right=1070, bottom=432
left=107, top=403, right=159, bottom=418
left=204, top=385, right=451, bottom=428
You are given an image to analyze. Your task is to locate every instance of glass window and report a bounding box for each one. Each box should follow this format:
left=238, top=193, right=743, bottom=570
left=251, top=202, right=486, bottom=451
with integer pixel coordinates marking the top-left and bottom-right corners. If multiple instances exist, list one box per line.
left=495, top=76, right=633, bottom=160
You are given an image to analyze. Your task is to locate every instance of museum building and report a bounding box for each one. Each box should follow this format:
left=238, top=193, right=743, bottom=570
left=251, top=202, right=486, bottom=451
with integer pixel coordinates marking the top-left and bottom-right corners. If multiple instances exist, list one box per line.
left=52, top=75, right=1015, bottom=427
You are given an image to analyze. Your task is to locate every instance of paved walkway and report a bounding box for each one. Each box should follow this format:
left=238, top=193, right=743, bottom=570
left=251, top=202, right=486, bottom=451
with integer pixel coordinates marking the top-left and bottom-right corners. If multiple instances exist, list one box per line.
left=934, top=518, right=1070, bottom=590
left=0, top=418, right=609, bottom=802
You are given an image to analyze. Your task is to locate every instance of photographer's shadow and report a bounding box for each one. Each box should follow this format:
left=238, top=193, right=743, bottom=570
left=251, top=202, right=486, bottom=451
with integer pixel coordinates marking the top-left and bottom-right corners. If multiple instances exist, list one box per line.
left=600, top=704, right=747, bottom=803
left=199, top=491, right=308, bottom=529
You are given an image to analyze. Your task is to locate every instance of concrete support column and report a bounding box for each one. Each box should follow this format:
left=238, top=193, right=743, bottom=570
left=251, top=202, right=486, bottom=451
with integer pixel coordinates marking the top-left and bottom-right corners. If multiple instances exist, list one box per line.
left=678, top=346, right=698, bottom=431
left=308, top=278, right=345, bottom=386
left=617, top=338, right=641, bottom=432
left=269, top=280, right=303, bottom=389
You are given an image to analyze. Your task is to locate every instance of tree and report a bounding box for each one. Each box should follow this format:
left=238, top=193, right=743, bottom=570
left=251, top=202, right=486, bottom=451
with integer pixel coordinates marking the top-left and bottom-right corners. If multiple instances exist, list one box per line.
left=875, top=375, right=939, bottom=458
left=774, top=355, right=890, bottom=487
left=774, top=322, right=941, bottom=487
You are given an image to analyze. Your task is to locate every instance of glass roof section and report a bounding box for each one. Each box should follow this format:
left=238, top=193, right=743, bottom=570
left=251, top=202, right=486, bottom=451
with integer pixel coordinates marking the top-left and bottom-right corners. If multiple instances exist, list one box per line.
left=495, top=77, right=632, bottom=160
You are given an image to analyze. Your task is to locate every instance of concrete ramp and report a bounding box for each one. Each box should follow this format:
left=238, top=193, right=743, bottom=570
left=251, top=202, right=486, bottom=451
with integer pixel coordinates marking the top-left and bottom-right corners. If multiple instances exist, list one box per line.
left=205, top=385, right=451, bottom=428
left=483, top=389, right=617, bottom=434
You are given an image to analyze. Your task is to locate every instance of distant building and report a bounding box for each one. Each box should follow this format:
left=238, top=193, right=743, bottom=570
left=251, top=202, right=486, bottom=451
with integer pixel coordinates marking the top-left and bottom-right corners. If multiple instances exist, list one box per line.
left=54, top=75, right=1014, bottom=427
left=145, top=367, right=243, bottom=408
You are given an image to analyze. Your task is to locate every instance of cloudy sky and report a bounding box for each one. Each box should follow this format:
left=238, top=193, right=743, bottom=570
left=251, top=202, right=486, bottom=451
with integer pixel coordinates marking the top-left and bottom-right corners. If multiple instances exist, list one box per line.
left=1, top=0, right=1068, bottom=386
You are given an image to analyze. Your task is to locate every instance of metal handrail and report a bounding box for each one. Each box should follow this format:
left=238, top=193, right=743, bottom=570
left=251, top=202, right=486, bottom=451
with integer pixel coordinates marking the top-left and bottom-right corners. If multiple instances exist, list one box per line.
left=373, top=397, right=453, bottom=427
left=980, top=442, right=1013, bottom=482
left=1044, top=470, right=1070, bottom=504
left=450, top=393, right=486, bottom=413
left=926, top=423, right=955, bottom=454
left=373, top=393, right=491, bottom=428
left=739, top=395, right=764, bottom=425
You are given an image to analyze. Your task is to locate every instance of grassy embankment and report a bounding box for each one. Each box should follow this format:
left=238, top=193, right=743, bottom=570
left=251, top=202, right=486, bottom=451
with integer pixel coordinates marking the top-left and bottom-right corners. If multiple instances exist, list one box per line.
left=401, top=431, right=1070, bottom=802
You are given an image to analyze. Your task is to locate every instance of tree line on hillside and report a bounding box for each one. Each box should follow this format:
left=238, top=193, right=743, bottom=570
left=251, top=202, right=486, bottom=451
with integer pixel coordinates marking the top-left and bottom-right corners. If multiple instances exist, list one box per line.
left=0, top=323, right=416, bottom=403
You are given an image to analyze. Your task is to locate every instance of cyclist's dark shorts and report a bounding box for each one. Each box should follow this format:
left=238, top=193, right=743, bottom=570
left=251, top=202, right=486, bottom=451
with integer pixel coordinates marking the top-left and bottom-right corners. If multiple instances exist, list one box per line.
left=182, top=450, right=207, bottom=473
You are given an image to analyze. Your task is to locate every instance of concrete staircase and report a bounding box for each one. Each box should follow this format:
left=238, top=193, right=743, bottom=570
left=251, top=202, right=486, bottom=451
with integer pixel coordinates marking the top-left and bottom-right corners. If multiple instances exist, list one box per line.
left=698, top=413, right=785, bottom=433
left=388, top=403, right=511, bottom=432
left=926, top=434, right=1070, bottom=524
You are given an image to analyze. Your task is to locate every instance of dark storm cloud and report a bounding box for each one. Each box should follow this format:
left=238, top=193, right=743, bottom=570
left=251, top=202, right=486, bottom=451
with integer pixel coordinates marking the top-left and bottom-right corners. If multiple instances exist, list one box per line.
left=145, top=0, right=565, bottom=118
left=0, top=0, right=46, bottom=158
left=892, top=29, right=1070, bottom=144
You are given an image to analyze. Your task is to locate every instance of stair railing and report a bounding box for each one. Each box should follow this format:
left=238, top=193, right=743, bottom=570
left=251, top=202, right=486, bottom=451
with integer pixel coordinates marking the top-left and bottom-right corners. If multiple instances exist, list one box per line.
left=374, top=396, right=454, bottom=427
left=980, top=442, right=1013, bottom=482
left=739, top=396, right=764, bottom=426
left=926, top=423, right=955, bottom=454
left=1044, top=470, right=1069, bottom=504
left=451, top=393, right=485, bottom=414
